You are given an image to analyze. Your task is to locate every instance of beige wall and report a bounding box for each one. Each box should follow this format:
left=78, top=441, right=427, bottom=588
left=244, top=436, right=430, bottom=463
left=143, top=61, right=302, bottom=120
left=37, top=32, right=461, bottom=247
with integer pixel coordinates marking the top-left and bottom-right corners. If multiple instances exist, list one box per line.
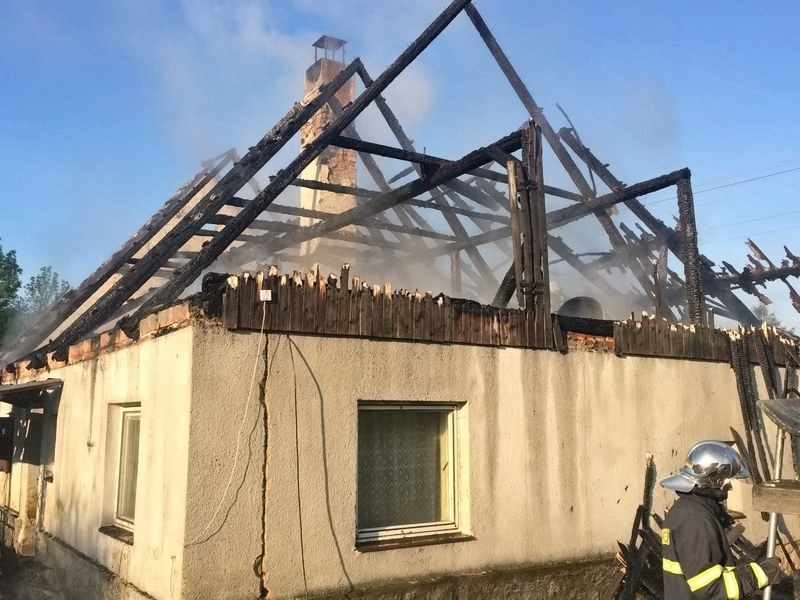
left=3, top=321, right=795, bottom=599
left=17, top=322, right=267, bottom=600
left=261, top=334, right=784, bottom=598
left=41, top=326, right=195, bottom=599
left=182, top=322, right=266, bottom=600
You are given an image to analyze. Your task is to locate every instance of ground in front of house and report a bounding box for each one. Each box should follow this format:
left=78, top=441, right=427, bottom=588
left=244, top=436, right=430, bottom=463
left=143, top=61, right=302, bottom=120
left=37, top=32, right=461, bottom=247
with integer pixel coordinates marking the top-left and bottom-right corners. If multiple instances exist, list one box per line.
left=0, top=546, right=65, bottom=600
left=1, top=544, right=798, bottom=600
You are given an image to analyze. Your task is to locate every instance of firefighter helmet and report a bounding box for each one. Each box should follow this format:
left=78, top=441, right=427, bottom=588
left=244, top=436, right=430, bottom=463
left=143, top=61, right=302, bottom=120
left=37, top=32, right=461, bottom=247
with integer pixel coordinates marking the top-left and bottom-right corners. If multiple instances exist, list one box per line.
left=660, top=440, right=750, bottom=492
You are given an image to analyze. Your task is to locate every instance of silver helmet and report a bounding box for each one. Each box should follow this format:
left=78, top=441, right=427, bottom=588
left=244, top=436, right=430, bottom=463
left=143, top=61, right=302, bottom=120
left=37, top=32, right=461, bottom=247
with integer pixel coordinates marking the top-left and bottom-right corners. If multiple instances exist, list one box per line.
left=660, top=440, right=750, bottom=492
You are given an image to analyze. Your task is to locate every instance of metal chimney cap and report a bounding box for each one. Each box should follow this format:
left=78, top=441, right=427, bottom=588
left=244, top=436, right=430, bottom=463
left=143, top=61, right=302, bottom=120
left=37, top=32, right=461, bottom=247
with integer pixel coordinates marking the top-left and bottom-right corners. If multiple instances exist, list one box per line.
left=312, top=35, right=347, bottom=52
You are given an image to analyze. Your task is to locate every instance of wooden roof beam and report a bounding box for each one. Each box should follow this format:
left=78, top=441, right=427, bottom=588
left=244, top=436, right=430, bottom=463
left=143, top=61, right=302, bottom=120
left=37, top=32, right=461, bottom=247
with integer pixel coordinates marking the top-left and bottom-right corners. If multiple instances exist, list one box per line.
left=111, top=0, right=475, bottom=340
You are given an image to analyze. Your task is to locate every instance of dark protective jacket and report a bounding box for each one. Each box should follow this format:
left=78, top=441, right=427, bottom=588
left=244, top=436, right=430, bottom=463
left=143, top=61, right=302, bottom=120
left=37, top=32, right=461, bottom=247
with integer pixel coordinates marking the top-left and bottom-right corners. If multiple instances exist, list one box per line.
left=661, top=492, right=771, bottom=599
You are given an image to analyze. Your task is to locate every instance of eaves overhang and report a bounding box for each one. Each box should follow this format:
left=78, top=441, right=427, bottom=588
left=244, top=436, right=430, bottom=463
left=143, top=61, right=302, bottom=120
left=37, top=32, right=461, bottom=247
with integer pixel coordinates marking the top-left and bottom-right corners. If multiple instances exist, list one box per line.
left=0, top=379, right=63, bottom=409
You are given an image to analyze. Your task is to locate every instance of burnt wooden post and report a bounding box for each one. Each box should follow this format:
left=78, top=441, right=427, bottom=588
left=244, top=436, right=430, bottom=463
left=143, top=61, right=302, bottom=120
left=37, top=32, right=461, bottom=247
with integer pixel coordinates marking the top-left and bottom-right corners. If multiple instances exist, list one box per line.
left=523, top=122, right=552, bottom=347
left=515, top=158, right=535, bottom=310
left=506, top=160, right=525, bottom=307
left=676, top=176, right=704, bottom=326
left=559, top=128, right=759, bottom=325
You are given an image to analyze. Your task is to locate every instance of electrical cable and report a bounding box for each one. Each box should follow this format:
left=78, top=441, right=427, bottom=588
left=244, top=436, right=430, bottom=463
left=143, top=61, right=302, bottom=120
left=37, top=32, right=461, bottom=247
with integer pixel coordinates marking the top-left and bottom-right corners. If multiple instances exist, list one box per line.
left=694, top=166, right=800, bottom=195
left=287, top=336, right=309, bottom=596
left=643, top=164, right=800, bottom=207
left=185, top=302, right=267, bottom=547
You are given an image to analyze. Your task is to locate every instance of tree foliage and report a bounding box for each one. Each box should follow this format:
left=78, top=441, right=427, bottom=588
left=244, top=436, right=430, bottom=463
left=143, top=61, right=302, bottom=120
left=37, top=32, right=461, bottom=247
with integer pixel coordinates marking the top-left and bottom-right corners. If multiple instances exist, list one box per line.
left=0, top=240, right=22, bottom=343
left=19, top=266, right=70, bottom=314
left=0, top=240, right=70, bottom=348
left=751, top=303, right=795, bottom=333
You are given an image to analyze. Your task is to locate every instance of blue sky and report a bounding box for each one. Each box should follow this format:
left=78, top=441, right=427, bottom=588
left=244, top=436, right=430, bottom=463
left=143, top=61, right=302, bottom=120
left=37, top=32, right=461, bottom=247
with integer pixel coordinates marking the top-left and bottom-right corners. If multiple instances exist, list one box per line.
left=2, top=1, right=800, bottom=328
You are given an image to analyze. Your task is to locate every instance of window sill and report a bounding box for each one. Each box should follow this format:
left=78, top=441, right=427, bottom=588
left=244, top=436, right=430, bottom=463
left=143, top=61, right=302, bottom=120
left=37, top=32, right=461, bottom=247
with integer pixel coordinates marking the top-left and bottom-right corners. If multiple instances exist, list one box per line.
left=99, top=524, right=134, bottom=546
left=356, top=532, right=474, bottom=552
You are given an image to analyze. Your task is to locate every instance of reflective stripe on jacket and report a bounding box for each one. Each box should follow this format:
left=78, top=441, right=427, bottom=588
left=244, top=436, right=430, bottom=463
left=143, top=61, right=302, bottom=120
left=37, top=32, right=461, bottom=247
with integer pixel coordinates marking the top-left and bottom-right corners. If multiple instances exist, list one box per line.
left=661, top=492, right=766, bottom=599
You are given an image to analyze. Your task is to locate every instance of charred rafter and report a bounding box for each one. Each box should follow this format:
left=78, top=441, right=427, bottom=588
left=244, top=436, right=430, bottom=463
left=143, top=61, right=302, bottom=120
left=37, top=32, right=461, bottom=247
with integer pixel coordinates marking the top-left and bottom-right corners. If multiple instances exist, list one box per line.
left=6, top=0, right=794, bottom=371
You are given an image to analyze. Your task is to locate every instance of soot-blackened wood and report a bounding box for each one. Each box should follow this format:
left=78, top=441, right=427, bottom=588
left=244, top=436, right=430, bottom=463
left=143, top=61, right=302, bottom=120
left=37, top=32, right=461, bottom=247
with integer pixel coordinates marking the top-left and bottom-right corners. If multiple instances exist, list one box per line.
left=677, top=177, right=704, bottom=326
left=506, top=160, right=525, bottom=307
left=264, top=131, right=521, bottom=253
left=332, top=135, right=445, bottom=169
left=334, top=87, right=502, bottom=288
left=283, top=180, right=376, bottom=201
left=557, top=315, right=614, bottom=337
left=548, top=169, right=690, bottom=228
left=276, top=276, right=290, bottom=332
left=516, top=156, right=535, bottom=312
left=337, top=287, right=350, bottom=336
left=327, top=100, right=421, bottom=283
left=265, top=272, right=279, bottom=331
left=465, top=4, right=601, bottom=205
left=120, top=0, right=473, bottom=338
left=560, top=128, right=758, bottom=326
left=3, top=153, right=233, bottom=364
left=325, top=283, right=338, bottom=335
left=525, top=123, right=553, bottom=348
left=383, top=290, right=395, bottom=338
left=402, top=196, right=511, bottom=225
left=352, top=66, right=501, bottom=261
left=222, top=278, right=241, bottom=329
left=42, top=62, right=363, bottom=357
left=200, top=272, right=230, bottom=318
left=719, top=264, right=800, bottom=285
left=467, top=1, right=640, bottom=288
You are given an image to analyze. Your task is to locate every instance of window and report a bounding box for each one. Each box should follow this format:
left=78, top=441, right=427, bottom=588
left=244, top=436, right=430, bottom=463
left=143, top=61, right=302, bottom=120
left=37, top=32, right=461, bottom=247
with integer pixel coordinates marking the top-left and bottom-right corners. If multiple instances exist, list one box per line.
left=115, top=408, right=140, bottom=527
left=357, top=403, right=461, bottom=546
left=100, top=404, right=140, bottom=544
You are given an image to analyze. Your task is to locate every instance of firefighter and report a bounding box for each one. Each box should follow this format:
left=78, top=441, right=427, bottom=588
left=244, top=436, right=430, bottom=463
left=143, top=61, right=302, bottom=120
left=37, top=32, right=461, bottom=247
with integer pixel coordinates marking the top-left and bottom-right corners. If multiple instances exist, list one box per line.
left=659, top=440, right=781, bottom=599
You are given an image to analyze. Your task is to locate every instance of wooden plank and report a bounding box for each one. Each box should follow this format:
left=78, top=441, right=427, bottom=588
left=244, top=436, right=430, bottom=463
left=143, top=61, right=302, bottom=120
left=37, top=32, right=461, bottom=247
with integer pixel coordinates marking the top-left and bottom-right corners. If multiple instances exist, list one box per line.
left=254, top=270, right=265, bottom=328
left=527, top=123, right=552, bottom=348
left=506, top=160, right=524, bottom=307
left=753, top=480, right=800, bottom=514
left=361, top=286, right=373, bottom=337
left=290, top=273, right=304, bottom=332
left=385, top=286, right=396, bottom=338
left=419, top=292, right=432, bottom=341
left=303, top=274, right=317, bottom=334
left=337, top=287, right=351, bottom=335
left=370, top=286, right=383, bottom=338
left=238, top=273, right=256, bottom=328
left=324, top=280, right=338, bottom=335
left=222, top=277, right=240, bottom=329
left=265, top=268, right=280, bottom=331
left=406, top=293, right=418, bottom=339
left=351, top=286, right=363, bottom=336
left=498, top=311, right=510, bottom=346
left=412, top=293, right=424, bottom=340
left=312, top=275, right=323, bottom=333
left=433, top=295, right=445, bottom=342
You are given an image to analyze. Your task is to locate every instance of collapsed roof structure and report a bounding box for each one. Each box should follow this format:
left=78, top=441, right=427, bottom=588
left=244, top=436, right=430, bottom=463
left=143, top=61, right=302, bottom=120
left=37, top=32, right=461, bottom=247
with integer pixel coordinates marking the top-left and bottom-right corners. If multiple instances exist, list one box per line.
left=3, top=0, right=800, bottom=369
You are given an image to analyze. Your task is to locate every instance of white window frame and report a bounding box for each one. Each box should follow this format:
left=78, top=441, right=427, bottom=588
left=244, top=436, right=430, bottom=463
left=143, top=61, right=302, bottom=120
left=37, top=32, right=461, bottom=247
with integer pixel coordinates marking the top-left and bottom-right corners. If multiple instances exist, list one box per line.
left=356, top=403, right=460, bottom=545
left=113, top=405, right=140, bottom=529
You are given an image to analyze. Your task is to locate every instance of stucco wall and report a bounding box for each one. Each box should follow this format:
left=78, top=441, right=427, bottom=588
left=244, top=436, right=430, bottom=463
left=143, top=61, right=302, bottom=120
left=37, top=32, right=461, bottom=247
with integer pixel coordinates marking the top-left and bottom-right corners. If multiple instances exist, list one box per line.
left=261, top=333, right=783, bottom=599
left=4, top=321, right=796, bottom=600
left=181, top=322, right=266, bottom=600
left=41, top=326, right=195, bottom=599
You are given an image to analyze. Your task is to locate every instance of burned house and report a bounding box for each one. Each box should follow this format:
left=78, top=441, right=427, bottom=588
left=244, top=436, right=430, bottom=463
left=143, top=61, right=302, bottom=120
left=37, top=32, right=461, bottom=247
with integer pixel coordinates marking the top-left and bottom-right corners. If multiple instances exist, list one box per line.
left=2, top=1, right=800, bottom=599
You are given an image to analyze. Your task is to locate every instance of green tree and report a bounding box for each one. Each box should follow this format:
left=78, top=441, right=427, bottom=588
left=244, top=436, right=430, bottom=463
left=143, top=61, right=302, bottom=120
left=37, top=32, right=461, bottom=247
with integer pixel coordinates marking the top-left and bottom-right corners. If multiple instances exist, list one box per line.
left=19, top=265, right=70, bottom=314
left=0, top=240, right=22, bottom=342
left=3, top=266, right=71, bottom=346
left=751, top=303, right=795, bottom=333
